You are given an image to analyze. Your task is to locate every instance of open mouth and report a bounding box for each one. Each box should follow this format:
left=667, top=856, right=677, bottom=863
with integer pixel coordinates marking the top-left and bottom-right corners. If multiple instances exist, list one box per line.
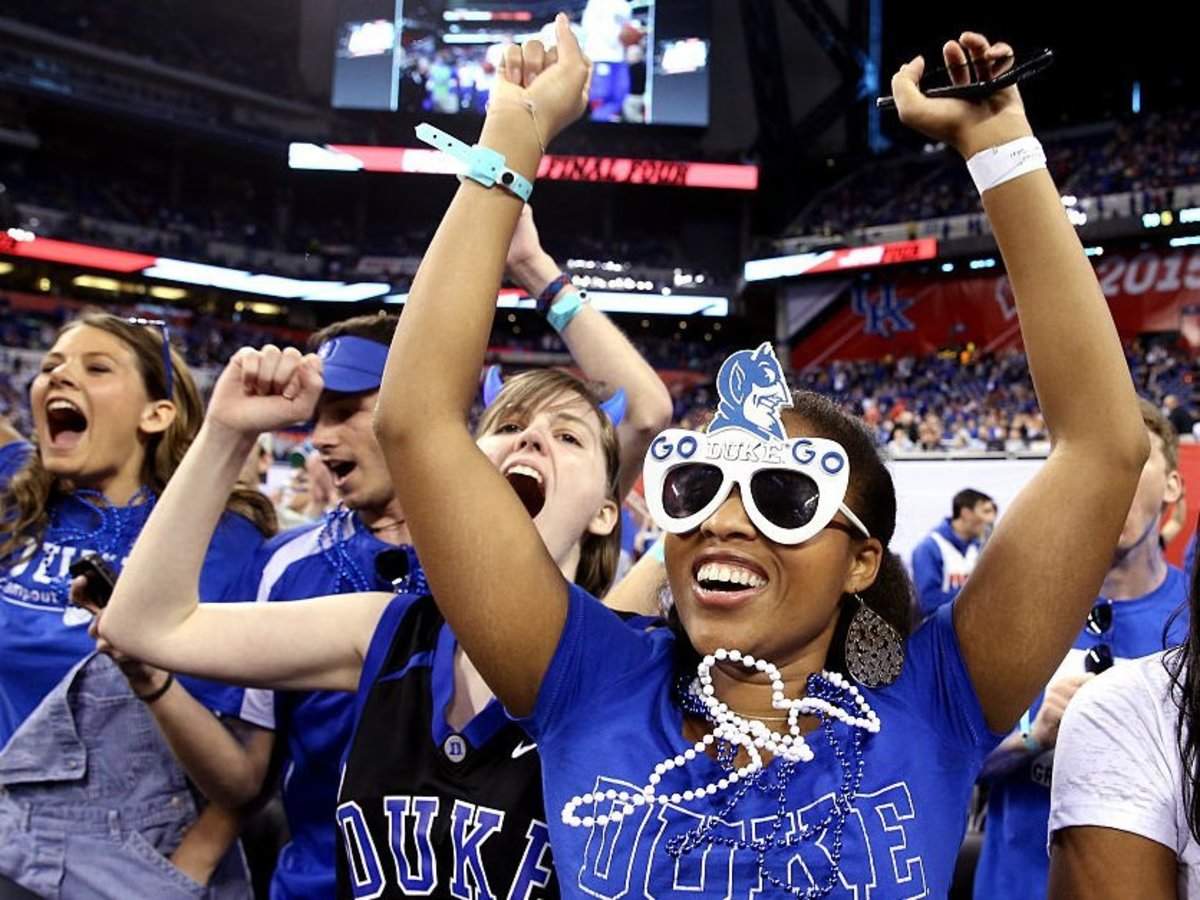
left=693, top=560, right=768, bottom=594
left=505, top=464, right=546, bottom=518
left=324, top=459, right=357, bottom=487
left=45, top=399, right=88, bottom=450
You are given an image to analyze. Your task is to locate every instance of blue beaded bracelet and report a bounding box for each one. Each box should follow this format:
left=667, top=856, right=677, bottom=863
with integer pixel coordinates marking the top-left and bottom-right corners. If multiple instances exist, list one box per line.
left=536, top=274, right=572, bottom=315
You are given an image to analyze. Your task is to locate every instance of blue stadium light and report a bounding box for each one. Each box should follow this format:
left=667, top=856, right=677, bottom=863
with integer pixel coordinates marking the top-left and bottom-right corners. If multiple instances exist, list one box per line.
left=968, top=258, right=997, bottom=270
left=1143, top=212, right=1162, bottom=229
left=1084, top=246, right=1105, bottom=257
left=941, top=263, right=955, bottom=273
left=1182, top=208, right=1200, bottom=224
left=1132, top=81, right=1142, bottom=114
left=1169, top=236, right=1200, bottom=249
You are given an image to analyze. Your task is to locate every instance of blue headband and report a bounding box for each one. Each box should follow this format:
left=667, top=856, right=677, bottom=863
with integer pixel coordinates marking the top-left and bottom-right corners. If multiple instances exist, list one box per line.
left=317, top=336, right=389, bottom=394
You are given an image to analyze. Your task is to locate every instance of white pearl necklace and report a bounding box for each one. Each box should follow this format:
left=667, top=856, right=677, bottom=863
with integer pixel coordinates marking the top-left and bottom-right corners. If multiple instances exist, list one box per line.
left=561, top=649, right=881, bottom=829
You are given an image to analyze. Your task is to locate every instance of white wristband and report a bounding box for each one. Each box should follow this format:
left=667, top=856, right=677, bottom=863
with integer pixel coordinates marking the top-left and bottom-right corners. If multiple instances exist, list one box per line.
left=966, top=137, right=1046, bottom=195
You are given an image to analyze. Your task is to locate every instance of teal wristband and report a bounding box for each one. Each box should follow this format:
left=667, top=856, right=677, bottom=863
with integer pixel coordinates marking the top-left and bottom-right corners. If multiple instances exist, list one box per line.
left=547, top=290, right=588, bottom=333
left=1019, top=709, right=1042, bottom=753
left=415, top=123, right=533, bottom=202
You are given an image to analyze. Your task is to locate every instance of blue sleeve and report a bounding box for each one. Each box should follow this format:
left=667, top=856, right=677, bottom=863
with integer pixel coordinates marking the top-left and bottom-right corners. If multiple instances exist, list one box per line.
left=179, top=512, right=270, bottom=720
left=898, top=603, right=1006, bottom=757
left=1167, top=601, right=1191, bottom=648
left=911, top=538, right=951, bottom=617
left=197, top=512, right=267, bottom=603
left=518, top=583, right=661, bottom=743
left=0, top=441, right=32, bottom=491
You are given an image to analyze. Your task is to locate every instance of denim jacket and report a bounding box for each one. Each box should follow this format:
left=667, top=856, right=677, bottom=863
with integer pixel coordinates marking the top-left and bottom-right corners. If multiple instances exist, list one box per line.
left=0, top=653, right=251, bottom=899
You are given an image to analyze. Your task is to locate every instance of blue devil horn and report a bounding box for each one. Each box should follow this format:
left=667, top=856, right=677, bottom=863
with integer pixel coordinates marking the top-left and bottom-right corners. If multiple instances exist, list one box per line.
left=482, top=365, right=504, bottom=408
left=600, top=389, right=627, bottom=428
left=484, top=364, right=625, bottom=426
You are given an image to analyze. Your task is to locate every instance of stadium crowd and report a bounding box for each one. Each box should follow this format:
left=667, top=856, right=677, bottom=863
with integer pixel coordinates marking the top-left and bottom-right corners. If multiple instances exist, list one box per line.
left=798, top=105, right=1200, bottom=237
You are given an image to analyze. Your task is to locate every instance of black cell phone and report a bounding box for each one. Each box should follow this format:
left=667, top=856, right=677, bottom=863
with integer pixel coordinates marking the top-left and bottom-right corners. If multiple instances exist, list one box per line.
left=68, top=552, right=118, bottom=608
left=876, top=48, right=1054, bottom=111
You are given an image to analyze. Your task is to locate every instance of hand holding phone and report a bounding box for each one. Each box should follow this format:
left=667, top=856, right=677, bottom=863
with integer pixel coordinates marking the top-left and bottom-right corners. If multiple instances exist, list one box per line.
left=877, top=48, right=1053, bottom=111
left=68, top=553, right=118, bottom=609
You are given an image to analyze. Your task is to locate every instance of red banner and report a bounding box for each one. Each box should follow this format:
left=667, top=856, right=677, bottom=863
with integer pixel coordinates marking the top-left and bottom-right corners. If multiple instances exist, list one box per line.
left=0, top=233, right=157, bottom=273
left=791, top=248, right=1200, bottom=368
left=291, top=143, right=760, bottom=191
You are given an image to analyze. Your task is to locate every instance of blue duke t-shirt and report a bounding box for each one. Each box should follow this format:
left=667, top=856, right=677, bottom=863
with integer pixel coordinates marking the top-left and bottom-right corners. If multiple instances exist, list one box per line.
left=974, top=565, right=1190, bottom=900
left=0, top=441, right=266, bottom=747
left=521, top=586, right=1004, bottom=898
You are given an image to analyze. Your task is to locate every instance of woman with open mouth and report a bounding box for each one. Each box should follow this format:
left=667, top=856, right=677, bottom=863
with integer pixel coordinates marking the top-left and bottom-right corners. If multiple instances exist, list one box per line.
left=98, top=147, right=672, bottom=897
left=359, top=21, right=1149, bottom=897
left=0, top=312, right=275, bottom=899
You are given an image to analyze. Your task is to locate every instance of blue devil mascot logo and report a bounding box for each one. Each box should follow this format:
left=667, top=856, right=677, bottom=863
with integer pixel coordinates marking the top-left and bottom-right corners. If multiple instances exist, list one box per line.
left=708, top=342, right=792, bottom=441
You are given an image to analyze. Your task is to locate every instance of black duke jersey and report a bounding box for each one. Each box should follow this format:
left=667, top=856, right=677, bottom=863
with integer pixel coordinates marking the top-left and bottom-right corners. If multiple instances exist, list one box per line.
left=336, top=593, right=557, bottom=899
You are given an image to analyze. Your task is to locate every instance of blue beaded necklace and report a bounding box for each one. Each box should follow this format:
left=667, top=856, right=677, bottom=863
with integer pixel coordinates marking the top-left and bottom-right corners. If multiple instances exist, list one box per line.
left=317, top=504, right=428, bottom=595
left=2, top=487, right=157, bottom=603
left=319, top=505, right=372, bottom=593
left=671, top=671, right=869, bottom=898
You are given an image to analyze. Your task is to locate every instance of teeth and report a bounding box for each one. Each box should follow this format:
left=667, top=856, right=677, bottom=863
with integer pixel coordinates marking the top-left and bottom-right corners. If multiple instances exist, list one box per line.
left=696, top=562, right=765, bottom=589
left=507, top=464, right=543, bottom=484
left=47, top=400, right=81, bottom=413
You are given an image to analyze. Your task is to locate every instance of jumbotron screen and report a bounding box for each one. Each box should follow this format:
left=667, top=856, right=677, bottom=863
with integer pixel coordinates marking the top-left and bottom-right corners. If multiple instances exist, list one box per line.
left=331, top=0, right=710, bottom=127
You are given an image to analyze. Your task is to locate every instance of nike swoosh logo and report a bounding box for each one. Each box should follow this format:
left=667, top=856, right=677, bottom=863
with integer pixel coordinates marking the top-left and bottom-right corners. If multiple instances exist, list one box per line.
left=511, top=741, right=538, bottom=759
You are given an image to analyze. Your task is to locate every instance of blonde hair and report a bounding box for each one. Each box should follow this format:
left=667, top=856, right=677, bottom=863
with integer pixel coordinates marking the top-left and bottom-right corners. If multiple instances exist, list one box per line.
left=0, top=312, right=275, bottom=563
left=475, top=369, right=622, bottom=596
left=1140, top=396, right=1180, bottom=472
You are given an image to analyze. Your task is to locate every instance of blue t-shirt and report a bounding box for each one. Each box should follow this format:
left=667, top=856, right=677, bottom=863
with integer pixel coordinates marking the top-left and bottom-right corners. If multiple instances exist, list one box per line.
left=0, top=441, right=266, bottom=747
left=973, top=564, right=1190, bottom=900
left=0, top=441, right=31, bottom=479
left=520, top=586, right=1004, bottom=897
left=226, top=511, right=423, bottom=900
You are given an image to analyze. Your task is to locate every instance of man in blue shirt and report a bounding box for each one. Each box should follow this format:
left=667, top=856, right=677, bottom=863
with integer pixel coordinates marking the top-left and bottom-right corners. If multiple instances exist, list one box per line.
left=226, top=313, right=424, bottom=900
left=911, top=488, right=996, bottom=616
left=973, top=399, right=1190, bottom=900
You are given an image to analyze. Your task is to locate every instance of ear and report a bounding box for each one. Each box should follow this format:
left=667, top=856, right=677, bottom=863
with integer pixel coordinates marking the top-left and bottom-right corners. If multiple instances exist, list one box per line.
left=1164, top=469, right=1184, bottom=506
left=843, top=537, right=884, bottom=595
left=586, top=497, right=620, bottom=538
left=139, top=399, right=177, bottom=437
left=729, top=362, right=745, bottom=398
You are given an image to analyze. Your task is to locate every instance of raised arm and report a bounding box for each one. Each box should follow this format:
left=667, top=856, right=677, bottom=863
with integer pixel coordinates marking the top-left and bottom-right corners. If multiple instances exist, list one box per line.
left=77, top=578, right=275, bottom=808
left=892, top=34, right=1149, bottom=731
left=505, top=204, right=672, bottom=498
left=1048, top=828, right=1178, bottom=900
left=375, top=18, right=592, bottom=716
left=100, top=346, right=391, bottom=693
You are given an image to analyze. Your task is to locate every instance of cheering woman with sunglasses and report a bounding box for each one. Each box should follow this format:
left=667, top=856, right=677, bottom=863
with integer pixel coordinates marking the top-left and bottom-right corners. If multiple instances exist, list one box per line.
left=0, top=312, right=275, bottom=899
left=361, top=22, right=1150, bottom=896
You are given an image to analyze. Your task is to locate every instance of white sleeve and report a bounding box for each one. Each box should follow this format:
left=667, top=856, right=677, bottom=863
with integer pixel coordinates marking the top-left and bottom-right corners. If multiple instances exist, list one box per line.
left=238, top=686, right=276, bottom=730
left=1049, top=659, right=1182, bottom=856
